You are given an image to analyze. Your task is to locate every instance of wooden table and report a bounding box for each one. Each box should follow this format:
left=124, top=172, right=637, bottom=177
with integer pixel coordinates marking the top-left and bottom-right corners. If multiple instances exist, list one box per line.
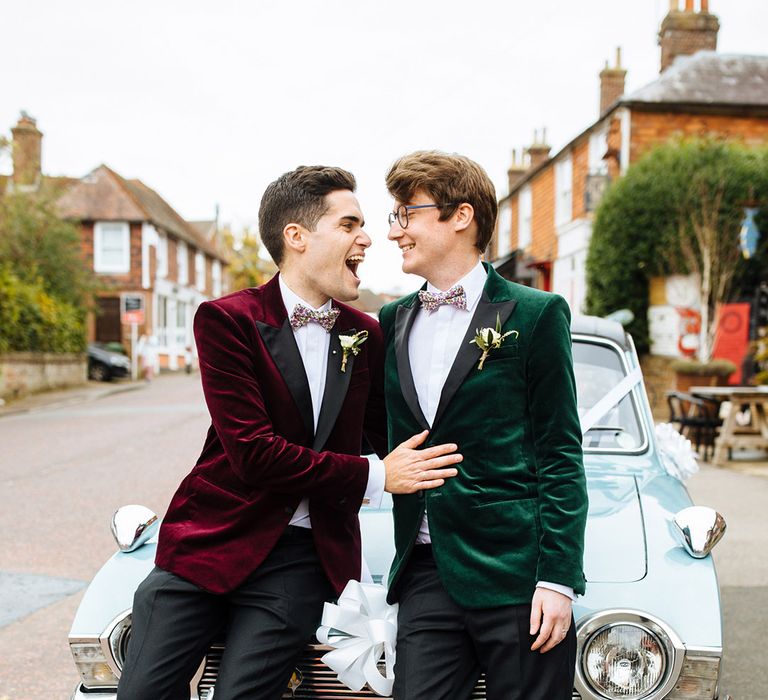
left=690, top=386, right=768, bottom=466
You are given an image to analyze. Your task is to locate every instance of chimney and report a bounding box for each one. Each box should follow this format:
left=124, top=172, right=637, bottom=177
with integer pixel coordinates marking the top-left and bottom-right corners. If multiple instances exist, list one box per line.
left=11, top=111, right=43, bottom=189
left=526, top=129, right=551, bottom=169
left=658, top=0, right=719, bottom=73
left=507, top=149, right=528, bottom=192
left=599, top=47, right=627, bottom=116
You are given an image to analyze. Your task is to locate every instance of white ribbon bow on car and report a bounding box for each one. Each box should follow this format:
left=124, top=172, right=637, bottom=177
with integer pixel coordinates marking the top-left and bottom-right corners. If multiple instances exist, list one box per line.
left=316, top=580, right=398, bottom=696
left=655, top=422, right=699, bottom=480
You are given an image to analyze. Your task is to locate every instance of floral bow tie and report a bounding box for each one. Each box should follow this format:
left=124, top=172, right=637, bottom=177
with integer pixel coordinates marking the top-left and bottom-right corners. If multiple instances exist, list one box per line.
left=418, top=285, right=467, bottom=313
left=289, top=304, right=340, bottom=332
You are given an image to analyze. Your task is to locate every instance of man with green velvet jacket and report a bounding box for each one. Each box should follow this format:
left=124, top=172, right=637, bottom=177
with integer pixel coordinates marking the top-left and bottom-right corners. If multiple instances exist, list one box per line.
left=379, top=151, right=588, bottom=700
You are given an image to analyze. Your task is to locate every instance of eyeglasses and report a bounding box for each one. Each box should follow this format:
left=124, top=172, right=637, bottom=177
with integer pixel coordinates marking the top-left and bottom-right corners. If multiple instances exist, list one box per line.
left=387, top=203, right=458, bottom=229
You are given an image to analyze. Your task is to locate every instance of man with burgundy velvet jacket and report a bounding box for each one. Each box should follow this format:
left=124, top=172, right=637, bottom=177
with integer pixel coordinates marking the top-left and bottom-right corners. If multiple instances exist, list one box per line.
left=117, top=166, right=461, bottom=700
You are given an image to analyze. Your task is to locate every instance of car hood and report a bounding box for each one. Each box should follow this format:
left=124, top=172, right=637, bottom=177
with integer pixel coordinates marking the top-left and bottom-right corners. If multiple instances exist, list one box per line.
left=584, top=473, right=646, bottom=583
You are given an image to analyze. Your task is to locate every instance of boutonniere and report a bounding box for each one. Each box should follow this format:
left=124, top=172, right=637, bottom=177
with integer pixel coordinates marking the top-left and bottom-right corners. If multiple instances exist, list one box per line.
left=470, top=313, right=518, bottom=370
left=338, top=330, right=368, bottom=372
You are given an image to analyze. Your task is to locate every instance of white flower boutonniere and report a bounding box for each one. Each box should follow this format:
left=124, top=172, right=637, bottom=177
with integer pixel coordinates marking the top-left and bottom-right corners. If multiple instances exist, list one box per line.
left=470, top=313, right=518, bottom=370
left=338, top=330, right=369, bottom=372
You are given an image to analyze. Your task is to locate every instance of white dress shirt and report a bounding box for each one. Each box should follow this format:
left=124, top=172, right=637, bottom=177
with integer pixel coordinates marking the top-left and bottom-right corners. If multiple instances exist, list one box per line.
left=407, top=261, right=574, bottom=600
left=278, top=276, right=385, bottom=530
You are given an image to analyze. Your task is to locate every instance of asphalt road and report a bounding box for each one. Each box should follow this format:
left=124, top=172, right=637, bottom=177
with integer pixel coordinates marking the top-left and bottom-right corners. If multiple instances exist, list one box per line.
left=0, top=374, right=211, bottom=700
left=0, top=373, right=766, bottom=699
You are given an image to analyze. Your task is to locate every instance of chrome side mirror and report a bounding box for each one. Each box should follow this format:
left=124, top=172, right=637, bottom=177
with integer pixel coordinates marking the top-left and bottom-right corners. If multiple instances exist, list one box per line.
left=672, top=506, right=726, bottom=558
left=111, top=505, right=159, bottom=552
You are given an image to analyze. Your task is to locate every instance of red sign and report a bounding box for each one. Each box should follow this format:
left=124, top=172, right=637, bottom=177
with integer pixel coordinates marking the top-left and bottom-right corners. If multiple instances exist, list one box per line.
left=121, top=293, right=145, bottom=325
left=712, top=303, right=751, bottom=385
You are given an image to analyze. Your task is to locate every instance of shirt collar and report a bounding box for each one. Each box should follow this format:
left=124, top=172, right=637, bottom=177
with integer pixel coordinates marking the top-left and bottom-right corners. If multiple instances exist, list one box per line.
left=425, top=259, right=486, bottom=308
left=278, top=274, right=333, bottom=316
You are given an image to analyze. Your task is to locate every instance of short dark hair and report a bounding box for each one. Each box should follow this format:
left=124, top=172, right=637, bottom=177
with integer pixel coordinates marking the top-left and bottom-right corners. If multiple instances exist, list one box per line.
left=258, top=165, right=357, bottom=265
left=386, top=151, right=498, bottom=252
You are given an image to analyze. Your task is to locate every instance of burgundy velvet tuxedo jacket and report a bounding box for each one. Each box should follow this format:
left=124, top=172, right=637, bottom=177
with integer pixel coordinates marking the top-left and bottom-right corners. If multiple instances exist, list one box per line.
left=155, top=274, right=387, bottom=595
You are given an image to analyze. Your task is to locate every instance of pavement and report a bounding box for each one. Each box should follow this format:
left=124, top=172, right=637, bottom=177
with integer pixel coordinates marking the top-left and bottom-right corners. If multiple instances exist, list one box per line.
left=0, top=379, right=146, bottom=418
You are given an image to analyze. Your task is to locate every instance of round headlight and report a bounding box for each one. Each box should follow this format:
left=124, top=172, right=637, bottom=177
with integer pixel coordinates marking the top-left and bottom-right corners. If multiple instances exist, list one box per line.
left=582, top=623, right=666, bottom=699
left=107, top=613, right=132, bottom=672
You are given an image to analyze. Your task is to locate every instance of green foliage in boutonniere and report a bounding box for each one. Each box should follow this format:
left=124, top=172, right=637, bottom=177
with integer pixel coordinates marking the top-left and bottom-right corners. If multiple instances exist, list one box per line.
left=470, top=313, right=518, bottom=370
left=338, top=330, right=368, bottom=372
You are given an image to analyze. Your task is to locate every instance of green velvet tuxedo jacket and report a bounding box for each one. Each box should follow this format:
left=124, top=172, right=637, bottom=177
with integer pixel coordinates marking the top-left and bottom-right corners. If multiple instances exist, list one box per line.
left=379, top=264, right=587, bottom=608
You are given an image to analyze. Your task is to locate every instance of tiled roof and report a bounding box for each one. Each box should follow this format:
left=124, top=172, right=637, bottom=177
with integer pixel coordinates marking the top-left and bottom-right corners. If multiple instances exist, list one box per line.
left=189, top=220, right=217, bottom=239
left=57, top=166, right=145, bottom=221
left=57, top=165, right=227, bottom=261
left=0, top=174, right=79, bottom=198
left=626, top=51, right=768, bottom=106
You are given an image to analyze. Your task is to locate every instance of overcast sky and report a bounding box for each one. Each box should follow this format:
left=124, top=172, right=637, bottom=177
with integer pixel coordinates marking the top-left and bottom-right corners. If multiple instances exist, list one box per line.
left=2, top=0, right=766, bottom=293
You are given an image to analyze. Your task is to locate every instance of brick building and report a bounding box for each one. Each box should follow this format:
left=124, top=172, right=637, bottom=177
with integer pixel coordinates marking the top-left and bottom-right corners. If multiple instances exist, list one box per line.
left=1, top=114, right=229, bottom=370
left=490, top=0, right=768, bottom=315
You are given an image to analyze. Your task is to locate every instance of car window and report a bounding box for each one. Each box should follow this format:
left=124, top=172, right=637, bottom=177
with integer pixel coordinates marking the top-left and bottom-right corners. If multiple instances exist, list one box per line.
left=573, top=340, right=645, bottom=452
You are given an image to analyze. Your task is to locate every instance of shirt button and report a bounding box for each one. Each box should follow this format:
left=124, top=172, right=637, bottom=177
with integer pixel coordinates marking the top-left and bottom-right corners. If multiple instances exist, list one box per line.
left=284, top=506, right=293, bottom=514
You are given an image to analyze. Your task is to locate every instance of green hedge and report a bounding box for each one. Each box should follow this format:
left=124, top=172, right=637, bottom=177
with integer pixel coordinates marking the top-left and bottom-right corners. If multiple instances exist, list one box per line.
left=0, top=266, right=85, bottom=353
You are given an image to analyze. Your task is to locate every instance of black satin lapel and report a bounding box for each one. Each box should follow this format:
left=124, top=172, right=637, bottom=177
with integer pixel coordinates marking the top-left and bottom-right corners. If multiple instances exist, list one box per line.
left=312, top=328, right=354, bottom=452
left=395, top=304, right=429, bottom=431
left=432, top=296, right=518, bottom=427
left=256, top=320, right=314, bottom=437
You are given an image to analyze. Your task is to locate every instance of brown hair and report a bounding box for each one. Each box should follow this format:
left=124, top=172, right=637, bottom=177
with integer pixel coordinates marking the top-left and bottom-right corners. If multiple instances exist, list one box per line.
left=385, top=150, right=498, bottom=252
left=259, top=165, right=356, bottom=265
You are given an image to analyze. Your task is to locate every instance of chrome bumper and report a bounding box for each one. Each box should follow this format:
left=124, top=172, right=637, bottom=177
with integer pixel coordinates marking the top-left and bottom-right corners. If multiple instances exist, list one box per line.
left=71, top=687, right=116, bottom=700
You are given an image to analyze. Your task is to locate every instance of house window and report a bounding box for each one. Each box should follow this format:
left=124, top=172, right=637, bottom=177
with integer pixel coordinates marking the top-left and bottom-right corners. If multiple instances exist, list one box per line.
left=497, top=203, right=512, bottom=258
left=518, top=186, right=532, bottom=249
left=212, top=260, right=222, bottom=297
left=157, top=234, right=168, bottom=277
left=195, top=252, right=205, bottom=291
left=177, top=241, right=188, bottom=285
left=94, top=222, right=130, bottom=273
left=177, top=300, right=188, bottom=333
left=589, top=127, right=609, bottom=175
left=555, top=156, right=573, bottom=227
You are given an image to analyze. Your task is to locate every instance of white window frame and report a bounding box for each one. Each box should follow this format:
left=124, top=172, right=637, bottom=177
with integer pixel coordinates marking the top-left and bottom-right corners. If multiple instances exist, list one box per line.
left=157, top=234, right=169, bottom=278
left=555, top=155, right=573, bottom=227
left=518, top=186, right=532, bottom=250
left=212, top=260, right=222, bottom=297
left=177, top=240, right=189, bottom=285
left=589, top=126, right=609, bottom=175
left=497, top=203, right=513, bottom=258
left=195, top=251, right=205, bottom=291
left=94, top=221, right=130, bottom=274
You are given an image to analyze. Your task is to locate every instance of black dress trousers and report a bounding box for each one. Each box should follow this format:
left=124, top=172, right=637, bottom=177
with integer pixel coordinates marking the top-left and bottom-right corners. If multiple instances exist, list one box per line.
left=392, top=546, right=577, bottom=700
left=117, top=526, right=334, bottom=700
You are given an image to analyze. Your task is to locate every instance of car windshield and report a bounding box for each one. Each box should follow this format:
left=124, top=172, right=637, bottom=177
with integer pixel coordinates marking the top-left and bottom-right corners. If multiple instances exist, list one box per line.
left=573, top=339, right=646, bottom=452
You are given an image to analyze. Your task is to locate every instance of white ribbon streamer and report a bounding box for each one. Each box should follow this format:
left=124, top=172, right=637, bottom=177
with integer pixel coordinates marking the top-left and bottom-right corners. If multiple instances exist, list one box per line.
left=655, top=422, right=699, bottom=480
left=580, top=367, right=643, bottom=435
left=316, top=581, right=398, bottom=696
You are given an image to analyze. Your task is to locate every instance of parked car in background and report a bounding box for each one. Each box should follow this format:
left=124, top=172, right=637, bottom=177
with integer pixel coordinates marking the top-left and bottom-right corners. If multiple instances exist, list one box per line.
left=68, top=316, right=729, bottom=700
left=87, top=343, right=130, bottom=382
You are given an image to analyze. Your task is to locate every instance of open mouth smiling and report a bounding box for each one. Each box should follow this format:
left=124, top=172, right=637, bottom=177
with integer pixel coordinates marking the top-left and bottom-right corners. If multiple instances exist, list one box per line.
left=346, top=254, right=364, bottom=279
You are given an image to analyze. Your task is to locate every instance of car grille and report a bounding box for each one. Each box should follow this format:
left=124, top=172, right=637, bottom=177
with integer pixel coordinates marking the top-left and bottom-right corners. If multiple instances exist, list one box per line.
left=196, top=642, right=581, bottom=699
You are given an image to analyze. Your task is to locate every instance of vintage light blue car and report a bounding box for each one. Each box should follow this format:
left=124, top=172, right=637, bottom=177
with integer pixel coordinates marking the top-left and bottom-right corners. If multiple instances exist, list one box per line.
left=69, top=315, right=730, bottom=700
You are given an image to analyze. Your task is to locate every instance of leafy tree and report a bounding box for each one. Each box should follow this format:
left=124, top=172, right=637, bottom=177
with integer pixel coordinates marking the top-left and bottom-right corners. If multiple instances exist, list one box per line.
left=586, top=139, right=768, bottom=357
left=222, top=225, right=277, bottom=291
left=0, top=265, right=85, bottom=353
left=0, top=189, right=96, bottom=308
left=0, top=189, right=96, bottom=353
